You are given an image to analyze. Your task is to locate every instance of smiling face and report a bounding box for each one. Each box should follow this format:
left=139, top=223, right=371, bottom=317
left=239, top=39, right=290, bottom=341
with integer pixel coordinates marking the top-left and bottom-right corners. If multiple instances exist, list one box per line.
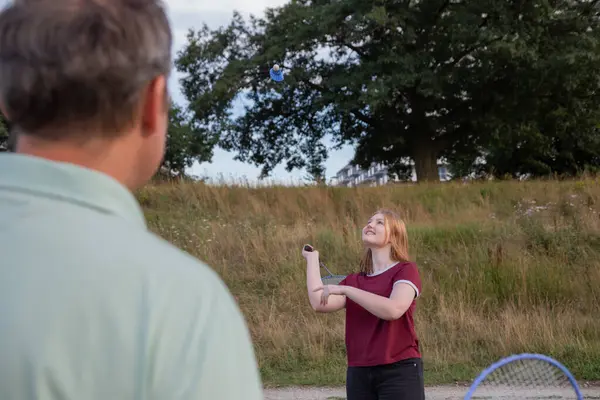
left=359, top=209, right=411, bottom=274
left=361, top=212, right=389, bottom=248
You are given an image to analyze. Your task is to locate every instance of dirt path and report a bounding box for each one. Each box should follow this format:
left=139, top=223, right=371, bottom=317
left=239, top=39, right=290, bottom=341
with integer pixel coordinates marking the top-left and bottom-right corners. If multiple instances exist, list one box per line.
left=263, top=385, right=600, bottom=399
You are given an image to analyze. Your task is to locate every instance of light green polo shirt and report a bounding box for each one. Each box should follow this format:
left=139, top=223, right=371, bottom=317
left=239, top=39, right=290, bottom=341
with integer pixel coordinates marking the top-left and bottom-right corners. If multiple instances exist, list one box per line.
left=0, top=153, right=264, bottom=400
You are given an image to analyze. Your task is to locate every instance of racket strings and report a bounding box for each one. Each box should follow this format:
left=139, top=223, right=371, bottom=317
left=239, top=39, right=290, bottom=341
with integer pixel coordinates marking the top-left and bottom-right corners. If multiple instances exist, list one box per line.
left=472, top=358, right=578, bottom=399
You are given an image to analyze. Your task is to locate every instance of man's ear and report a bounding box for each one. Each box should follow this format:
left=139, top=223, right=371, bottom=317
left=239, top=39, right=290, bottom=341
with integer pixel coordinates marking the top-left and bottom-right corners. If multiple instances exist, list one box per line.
left=140, top=75, right=168, bottom=137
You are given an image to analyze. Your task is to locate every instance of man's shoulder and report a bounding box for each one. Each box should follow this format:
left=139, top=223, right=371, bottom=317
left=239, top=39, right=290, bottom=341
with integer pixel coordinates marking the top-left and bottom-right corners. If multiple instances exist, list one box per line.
left=8, top=202, right=223, bottom=287
left=83, top=219, right=236, bottom=315
left=43, top=208, right=223, bottom=287
left=116, top=224, right=222, bottom=283
left=128, top=227, right=202, bottom=264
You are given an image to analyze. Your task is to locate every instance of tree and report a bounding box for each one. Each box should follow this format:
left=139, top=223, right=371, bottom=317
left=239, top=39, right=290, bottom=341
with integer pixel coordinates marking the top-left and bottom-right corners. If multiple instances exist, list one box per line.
left=445, top=0, right=600, bottom=179
left=461, top=101, right=600, bottom=180
left=175, top=0, right=600, bottom=182
left=160, top=103, right=218, bottom=177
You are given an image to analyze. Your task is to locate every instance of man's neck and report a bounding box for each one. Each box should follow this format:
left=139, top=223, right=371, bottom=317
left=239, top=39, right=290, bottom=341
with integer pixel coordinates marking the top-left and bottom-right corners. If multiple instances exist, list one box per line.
left=15, top=134, right=136, bottom=190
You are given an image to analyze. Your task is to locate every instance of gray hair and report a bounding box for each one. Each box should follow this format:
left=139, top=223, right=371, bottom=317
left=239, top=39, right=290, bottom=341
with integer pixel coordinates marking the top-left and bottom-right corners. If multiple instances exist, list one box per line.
left=0, top=0, right=173, bottom=138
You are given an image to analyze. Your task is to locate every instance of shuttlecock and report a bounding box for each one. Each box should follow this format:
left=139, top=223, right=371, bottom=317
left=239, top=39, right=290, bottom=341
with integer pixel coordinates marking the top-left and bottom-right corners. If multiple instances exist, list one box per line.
left=270, top=64, right=284, bottom=82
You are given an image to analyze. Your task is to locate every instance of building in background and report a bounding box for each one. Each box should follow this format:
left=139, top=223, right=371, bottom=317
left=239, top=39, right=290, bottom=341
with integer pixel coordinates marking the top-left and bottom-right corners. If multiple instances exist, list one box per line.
left=331, top=160, right=451, bottom=187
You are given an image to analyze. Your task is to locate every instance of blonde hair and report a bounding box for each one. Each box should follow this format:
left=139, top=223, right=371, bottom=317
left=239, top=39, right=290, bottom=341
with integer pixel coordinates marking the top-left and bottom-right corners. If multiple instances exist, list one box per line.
left=359, top=209, right=410, bottom=275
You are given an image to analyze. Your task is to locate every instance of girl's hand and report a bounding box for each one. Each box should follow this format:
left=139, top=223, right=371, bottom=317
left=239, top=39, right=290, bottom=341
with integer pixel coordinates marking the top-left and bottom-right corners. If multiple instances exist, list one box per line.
left=313, top=285, right=346, bottom=305
left=302, top=244, right=319, bottom=260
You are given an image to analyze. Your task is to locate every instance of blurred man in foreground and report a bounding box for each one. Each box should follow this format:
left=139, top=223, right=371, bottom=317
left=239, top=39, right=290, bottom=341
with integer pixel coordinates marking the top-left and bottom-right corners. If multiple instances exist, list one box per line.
left=0, top=1, right=263, bottom=399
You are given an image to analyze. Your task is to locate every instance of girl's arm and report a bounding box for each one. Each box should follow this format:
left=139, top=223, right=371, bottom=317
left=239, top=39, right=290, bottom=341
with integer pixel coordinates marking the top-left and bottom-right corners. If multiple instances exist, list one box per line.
left=305, top=252, right=346, bottom=313
left=342, top=283, right=415, bottom=320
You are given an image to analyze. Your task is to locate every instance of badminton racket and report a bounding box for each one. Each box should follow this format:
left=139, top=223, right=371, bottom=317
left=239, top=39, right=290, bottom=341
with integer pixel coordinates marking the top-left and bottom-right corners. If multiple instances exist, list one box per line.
left=303, top=244, right=346, bottom=285
left=464, top=353, right=583, bottom=399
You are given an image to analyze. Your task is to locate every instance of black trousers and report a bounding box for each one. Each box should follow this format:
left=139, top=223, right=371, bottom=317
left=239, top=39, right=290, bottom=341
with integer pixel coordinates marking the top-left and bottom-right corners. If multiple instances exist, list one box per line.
left=346, top=358, right=425, bottom=400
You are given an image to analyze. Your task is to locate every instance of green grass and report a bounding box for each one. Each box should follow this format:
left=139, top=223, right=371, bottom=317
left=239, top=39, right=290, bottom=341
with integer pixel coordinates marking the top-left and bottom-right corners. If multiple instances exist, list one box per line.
left=138, top=178, right=600, bottom=386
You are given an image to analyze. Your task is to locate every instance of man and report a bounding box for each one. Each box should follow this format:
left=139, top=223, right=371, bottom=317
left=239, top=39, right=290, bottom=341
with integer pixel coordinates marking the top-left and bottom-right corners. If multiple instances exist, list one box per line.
left=0, top=1, right=264, bottom=399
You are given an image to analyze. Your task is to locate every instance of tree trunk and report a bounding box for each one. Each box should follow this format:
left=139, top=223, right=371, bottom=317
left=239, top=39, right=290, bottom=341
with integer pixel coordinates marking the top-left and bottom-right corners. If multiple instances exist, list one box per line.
left=413, top=142, right=439, bottom=182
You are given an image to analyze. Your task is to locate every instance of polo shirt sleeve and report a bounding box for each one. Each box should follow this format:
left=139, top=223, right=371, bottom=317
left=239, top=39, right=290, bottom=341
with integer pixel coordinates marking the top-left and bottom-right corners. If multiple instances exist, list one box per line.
left=392, top=262, right=422, bottom=298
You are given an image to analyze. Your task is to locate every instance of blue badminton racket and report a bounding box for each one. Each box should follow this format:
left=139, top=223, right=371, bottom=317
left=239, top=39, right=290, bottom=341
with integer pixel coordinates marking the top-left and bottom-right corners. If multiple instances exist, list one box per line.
left=303, top=245, right=346, bottom=285
left=269, top=64, right=284, bottom=82
left=465, top=353, right=583, bottom=399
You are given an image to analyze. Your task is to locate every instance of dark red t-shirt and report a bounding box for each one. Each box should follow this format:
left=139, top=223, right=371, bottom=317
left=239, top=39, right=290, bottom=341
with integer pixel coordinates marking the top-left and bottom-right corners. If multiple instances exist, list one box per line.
left=339, top=261, right=422, bottom=367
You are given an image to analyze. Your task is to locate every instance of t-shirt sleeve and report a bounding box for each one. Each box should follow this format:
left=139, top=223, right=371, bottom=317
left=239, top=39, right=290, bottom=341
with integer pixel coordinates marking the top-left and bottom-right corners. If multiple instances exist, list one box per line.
left=392, top=263, right=422, bottom=298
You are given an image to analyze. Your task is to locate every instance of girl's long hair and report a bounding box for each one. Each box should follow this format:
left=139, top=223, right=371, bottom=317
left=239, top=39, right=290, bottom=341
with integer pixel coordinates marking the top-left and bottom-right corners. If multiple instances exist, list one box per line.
left=359, top=209, right=410, bottom=275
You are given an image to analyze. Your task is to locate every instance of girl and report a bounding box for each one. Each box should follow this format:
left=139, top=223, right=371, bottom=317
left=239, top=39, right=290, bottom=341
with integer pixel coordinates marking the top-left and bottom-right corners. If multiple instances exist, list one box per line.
left=302, top=209, right=424, bottom=400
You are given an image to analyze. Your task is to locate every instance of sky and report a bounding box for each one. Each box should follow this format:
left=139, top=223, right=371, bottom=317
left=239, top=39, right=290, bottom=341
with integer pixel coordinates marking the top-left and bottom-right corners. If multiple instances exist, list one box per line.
left=164, top=0, right=355, bottom=185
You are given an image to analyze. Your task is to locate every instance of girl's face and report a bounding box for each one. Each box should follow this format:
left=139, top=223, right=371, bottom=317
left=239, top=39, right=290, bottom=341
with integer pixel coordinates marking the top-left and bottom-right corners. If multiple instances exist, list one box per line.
left=361, top=213, right=388, bottom=248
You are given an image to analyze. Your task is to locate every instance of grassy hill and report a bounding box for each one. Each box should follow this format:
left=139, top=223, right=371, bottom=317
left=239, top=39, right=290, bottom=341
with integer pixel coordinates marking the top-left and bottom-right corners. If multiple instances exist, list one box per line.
left=137, top=179, right=600, bottom=387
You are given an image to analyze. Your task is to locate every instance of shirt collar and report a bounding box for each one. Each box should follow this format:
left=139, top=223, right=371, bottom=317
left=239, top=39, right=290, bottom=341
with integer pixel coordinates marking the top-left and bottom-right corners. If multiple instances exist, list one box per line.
left=0, top=153, right=147, bottom=228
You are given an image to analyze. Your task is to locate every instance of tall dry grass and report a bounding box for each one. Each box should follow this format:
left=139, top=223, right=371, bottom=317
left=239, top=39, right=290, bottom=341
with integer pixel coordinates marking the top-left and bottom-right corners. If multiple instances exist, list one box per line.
left=136, top=179, right=600, bottom=386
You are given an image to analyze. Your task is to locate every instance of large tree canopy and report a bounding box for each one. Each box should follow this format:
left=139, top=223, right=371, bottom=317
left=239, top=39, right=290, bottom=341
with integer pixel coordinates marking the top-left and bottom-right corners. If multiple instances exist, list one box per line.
left=445, top=0, right=600, bottom=179
left=177, top=0, right=600, bottom=181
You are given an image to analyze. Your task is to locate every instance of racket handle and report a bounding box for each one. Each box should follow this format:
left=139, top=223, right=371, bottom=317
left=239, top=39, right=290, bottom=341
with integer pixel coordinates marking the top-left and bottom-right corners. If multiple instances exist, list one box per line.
left=304, top=245, right=335, bottom=276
